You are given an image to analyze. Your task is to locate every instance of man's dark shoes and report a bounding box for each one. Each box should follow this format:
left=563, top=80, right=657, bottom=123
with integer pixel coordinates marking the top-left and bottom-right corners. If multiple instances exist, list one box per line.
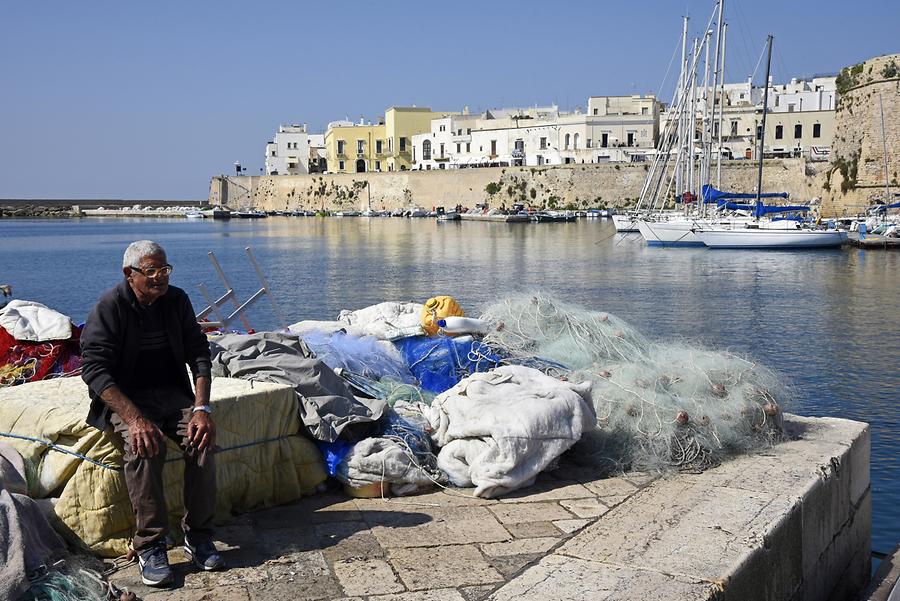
left=184, top=537, right=225, bottom=571
left=138, top=544, right=174, bottom=587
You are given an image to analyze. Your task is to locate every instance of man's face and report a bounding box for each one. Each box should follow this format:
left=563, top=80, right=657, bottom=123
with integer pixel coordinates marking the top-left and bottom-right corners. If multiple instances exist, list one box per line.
left=125, top=252, right=170, bottom=304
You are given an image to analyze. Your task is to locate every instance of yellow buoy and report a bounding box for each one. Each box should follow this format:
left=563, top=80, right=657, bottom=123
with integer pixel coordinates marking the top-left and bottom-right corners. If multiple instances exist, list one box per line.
left=420, top=296, right=465, bottom=336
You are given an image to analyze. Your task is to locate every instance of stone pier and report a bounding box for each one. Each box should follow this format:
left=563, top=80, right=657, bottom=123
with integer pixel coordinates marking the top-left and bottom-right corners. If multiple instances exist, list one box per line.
left=109, top=413, right=870, bottom=601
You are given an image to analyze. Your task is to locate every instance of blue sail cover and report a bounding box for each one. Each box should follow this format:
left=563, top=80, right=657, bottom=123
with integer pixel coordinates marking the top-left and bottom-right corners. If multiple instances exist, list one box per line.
left=702, top=185, right=789, bottom=203
left=873, top=200, right=900, bottom=212
left=753, top=202, right=810, bottom=218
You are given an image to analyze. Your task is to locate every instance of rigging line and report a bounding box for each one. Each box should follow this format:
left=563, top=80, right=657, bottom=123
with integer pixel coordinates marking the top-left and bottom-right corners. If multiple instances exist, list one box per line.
left=731, top=0, right=757, bottom=79
left=656, top=31, right=684, bottom=102
left=750, top=39, right=768, bottom=85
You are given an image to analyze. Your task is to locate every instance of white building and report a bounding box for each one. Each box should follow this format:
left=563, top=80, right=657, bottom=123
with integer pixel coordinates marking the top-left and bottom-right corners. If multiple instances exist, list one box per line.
left=411, top=96, right=661, bottom=170
left=264, top=124, right=313, bottom=175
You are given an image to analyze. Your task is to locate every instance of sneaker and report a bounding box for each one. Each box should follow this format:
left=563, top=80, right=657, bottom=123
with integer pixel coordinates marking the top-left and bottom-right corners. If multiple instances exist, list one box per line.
left=183, top=537, right=225, bottom=571
left=138, top=544, right=173, bottom=587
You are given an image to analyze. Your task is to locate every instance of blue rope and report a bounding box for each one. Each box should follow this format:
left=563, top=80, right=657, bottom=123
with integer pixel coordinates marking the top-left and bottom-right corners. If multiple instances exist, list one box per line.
left=0, top=431, right=298, bottom=472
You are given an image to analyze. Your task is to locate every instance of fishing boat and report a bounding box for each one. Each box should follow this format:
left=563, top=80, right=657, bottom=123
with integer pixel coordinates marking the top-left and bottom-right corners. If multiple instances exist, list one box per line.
left=437, top=211, right=460, bottom=221
left=232, top=210, right=267, bottom=218
left=532, top=211, right=576, bottom=223
left=183, top=209, right=205, bottom=219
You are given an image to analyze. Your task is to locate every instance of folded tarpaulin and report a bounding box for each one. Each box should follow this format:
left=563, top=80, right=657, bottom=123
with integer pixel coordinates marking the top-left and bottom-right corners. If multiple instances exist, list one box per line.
left=393, top=335, right=501, bottom=394
left=425, top=365, right=596, bottom=498
left=0, top=300, right=73, bottom=342
left=211, top=331, right=386, bottom=442
left=336, top=301, right=425, bottom=340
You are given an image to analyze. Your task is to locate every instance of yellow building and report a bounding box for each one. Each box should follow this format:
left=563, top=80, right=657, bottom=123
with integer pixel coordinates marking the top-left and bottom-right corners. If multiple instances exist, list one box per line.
left=384, top=107, right=457, bottom=171
left=324, top=121, right=387, bottom=174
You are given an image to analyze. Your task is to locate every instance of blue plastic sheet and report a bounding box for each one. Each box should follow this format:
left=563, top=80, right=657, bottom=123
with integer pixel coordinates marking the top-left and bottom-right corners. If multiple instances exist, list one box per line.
left=393, top=335, right=501, bottom=394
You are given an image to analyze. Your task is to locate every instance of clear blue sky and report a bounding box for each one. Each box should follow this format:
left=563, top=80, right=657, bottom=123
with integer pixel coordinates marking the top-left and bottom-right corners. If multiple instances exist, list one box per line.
left=2, top=1, right=896, bottom=200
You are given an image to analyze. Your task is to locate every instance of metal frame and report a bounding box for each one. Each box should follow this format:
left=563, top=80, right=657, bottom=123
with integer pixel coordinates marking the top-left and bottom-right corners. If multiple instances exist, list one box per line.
left=196, top=246, right=287, bottom=331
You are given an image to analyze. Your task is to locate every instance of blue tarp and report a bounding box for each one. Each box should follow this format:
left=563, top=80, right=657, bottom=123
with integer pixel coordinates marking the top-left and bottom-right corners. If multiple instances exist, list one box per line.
left=393, top=335, right=501, bottom=394
left=702, top=184, right=789, bottom=203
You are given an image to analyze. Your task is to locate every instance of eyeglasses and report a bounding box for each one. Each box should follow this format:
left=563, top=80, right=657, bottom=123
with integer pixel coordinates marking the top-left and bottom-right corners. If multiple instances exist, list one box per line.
left=130, top=264, right=173, bottom=278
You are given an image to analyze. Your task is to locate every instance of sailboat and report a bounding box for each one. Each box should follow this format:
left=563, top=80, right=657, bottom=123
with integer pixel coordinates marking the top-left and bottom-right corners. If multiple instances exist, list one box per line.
left=691, top=36, right=847, bottom=249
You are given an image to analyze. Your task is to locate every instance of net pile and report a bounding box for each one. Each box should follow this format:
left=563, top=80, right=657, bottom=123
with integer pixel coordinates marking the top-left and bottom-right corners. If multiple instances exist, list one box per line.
left=480, top=294, right=789, bottom=472
left=17, top=558, right=130, bottom=601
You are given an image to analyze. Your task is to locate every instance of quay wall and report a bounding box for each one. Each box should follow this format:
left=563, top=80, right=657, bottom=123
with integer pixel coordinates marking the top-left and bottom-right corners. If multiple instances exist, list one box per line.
left=822, top=53, right=900, bottom=217
left=209, top=158, right=833, bottom=215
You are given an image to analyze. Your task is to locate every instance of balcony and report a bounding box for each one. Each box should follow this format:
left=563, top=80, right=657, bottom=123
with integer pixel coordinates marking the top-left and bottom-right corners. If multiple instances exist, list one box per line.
left=451, top=134, right=471, bottom=143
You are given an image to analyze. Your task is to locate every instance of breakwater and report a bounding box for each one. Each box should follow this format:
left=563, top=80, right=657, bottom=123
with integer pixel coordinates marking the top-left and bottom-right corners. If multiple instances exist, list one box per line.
left=209, top=158, right=834, bottom=216
left=0, top=199, right=204, bottom=218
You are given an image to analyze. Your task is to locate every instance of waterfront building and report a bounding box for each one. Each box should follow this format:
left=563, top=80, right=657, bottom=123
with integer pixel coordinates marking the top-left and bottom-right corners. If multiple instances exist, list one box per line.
left=308, top=133, right=327, bottom=173
left=324, top=119, right=387, bottom=174
left=410, top=96, right=661, bottom=170
left=383, top=107, right=458, bottom=171
left=264, top=124, right=315, bottom=175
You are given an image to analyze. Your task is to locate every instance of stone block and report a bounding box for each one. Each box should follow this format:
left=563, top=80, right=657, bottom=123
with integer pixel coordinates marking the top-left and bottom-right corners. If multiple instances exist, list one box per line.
left=504, top=521, right=562, bottom=538
left=389, top=545, right=503, bottom=591
left=553, top=518, right=592, bottom=534
left=367, top=505, right=510, bottom=548
left=143, top=585, right=251, bottom=600
left=317, top=521, right=385, bottom=562
left=496, top=480, right=594, bottom=503
left=480, top=537, right=559, bottom=557
left=559, top=497, right=610, bottom=518
left=333, top=558, right=404, bottom=596
left=369, top=590, right=467, bottom=601
left=488, top=502, right=574, bottom=524
left=487, top=555, right=716, bottom=600
left=581, top=476, right=640, bottom=506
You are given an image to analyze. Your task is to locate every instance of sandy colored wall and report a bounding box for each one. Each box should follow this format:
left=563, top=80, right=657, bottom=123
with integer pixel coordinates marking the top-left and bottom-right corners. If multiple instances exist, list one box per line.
left=822, top=53, right=900, bottom=217
left=209, top=158, right=830, bottom=215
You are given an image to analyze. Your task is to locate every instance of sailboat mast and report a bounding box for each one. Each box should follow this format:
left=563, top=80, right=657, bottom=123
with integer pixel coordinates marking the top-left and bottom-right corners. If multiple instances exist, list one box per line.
left=755, top=35, right=773, bottom=205
left=716, top=23, right=727, bottom=187
left=676, top=15, right=689, bottom=201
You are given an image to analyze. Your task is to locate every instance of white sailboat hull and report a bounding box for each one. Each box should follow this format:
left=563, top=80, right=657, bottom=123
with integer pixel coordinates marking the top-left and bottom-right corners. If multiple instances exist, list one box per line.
left=612, top=214, right=639, bottom=232
left=694, top=228, right=849, bottom=248
left=638, top=220, right=703, bottom=246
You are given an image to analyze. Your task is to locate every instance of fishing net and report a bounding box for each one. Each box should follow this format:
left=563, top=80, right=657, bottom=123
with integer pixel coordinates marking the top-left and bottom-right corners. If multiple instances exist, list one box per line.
left=17, top=557, right=130, bottom=601
left=302, top=330, right=415, bottom=384
left=0, top=326, right=83, bottom=388
left=479, top=293, right=789, bottom=473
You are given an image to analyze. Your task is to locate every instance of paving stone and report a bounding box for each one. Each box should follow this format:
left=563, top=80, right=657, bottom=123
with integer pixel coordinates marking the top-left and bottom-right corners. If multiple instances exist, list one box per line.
left=367, top=505, right=510, bottom=548
left=142, top=585, right=251, bottom=600
left=256, top=525, right=321, bottom=558
left=254, top=494, right=362, bottom=528
left=332, top=558, right=404, bottom=596
left=561, top=476, right=796, bottom=581
left=389, top=545, right=503, bottom=591
left=581, top=476, right=640, bottom=506
left=480, top=537, right=559, bottom=557
left=505, top=521, right=561, bottom=538
left=316, top=520, right=385, bottom=562
left=488, top=554, right=544, bottom=579
left=495, top=480, right=594, bottom=503
left=487, top=555, right=716, bottom=600
left=246, top=578, right=343, bottom=601
left=558, top=497, right=609, bottom=518
left=488, top=502, right=573, bottom=524
left=459, top=585, right=499, bottom=601
left=552, top=518, right=592, bottom=534
left=369, top=589, right=467, bottom=601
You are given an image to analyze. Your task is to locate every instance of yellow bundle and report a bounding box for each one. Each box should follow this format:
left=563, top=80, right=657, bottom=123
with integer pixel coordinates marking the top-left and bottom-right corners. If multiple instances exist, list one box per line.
left=420, top=296, right=465, bottom=336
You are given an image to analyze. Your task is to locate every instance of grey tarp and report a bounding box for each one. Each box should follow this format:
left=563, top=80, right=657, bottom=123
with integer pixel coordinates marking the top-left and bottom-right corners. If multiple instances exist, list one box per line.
left=210, top=332, right=386, bottom=442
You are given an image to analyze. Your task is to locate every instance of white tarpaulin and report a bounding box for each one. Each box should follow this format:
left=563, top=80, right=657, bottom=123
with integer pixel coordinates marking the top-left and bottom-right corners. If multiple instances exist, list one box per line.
left=0, top=300, right=72, bottom=342
left=425, top=365, right=596, bottom=498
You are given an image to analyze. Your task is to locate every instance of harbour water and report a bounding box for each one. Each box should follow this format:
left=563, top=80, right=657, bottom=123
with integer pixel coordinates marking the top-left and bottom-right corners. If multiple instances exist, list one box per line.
left=1, top=216, right=898, bottom=557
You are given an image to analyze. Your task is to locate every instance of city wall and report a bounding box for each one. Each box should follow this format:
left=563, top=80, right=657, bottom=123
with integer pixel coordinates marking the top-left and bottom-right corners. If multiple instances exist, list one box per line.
left=210, top=158, right=832, bottom=215
left=822, top=53, right=900, bottom=217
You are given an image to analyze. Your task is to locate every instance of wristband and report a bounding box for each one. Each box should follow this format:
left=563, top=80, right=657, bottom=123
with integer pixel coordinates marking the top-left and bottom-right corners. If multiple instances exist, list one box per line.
left=192, top=404, right=212, bottom=414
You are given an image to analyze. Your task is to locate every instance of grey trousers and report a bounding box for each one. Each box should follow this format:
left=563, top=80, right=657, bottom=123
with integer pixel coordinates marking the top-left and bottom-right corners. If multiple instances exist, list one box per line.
left=110, top=406, right=216, bottom=552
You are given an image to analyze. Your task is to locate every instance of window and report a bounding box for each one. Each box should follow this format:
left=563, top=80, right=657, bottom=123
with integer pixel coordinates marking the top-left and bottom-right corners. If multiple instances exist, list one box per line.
left=357, top=140, right=365, bottom=154
left=564, top=134, right=570, bottom=149
left=593, top=108, right=598, bottom=115
left=423, top=139, right=431, bottom=160
left=573, top=133, right=579, bottom=149
left=337, top=140, right=345, bottom=155
left=586, top=139, right=592, bottom=148
left=439, top=143, right=445, bottom=158
left=457, top=129, right=462, bottom=135
left=339, top=160, right=345, bottom=170
left=400, top=137, right=407, bottom=151
left=375, top=160, right=381, bottom=171
left=756, top=125, right=763, bottom=139
left=514, top=140, right=524, bottom=151
left=490, top=140, right=497, bottom=156
left=813, top=123, right=821, bottom=138
left=439, top=125, right=445, bottom=132
left=537, top=155, right=544, bottom=165
left=788, top=104, right=795, bottom=113
left=642, top=107, right=648, bottom=115
left=794, top=124, right=802, bottom=139
left=730, top=121, right=738, bottom=136
left=627, top=132, right=634, bottom=146
left=270, top=150, right=276, bottom=157
left=466, top=143, right=470, bottom=152
left=540, top=137, right=547, bottom=149
left=775, top=125, right=783, bottom=140
left=467, top=128, right=471, bottom=134
left=456, top=143, right=461, bottom=153
left=376, top=140, right=383, bottom=153
left=601, top=133, right=608, bottom=148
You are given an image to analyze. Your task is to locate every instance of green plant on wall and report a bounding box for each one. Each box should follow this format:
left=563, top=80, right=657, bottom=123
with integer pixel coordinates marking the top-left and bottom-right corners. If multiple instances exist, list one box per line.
left=485, top=182, right=501, bottom=196
left=882, top=60, right=899, bottom=79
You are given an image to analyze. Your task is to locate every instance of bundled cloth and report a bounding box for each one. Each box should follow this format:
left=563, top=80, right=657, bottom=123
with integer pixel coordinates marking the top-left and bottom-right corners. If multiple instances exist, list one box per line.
left=425, top=365, right=596, bottom=498
left=0, top=300, right=73, bottom=342
left=210, top=331, right=386, bottom=442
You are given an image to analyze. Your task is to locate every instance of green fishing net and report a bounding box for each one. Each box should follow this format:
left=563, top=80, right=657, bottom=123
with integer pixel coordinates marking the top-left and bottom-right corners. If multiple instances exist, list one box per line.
left=480, top=293, right=789, bottom=472
left=18, top=558, right=126, bottom=601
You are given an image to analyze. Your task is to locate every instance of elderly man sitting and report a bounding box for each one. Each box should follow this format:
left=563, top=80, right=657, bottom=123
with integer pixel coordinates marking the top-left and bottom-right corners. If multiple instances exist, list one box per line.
left=81, top=240, right=224, bottom=587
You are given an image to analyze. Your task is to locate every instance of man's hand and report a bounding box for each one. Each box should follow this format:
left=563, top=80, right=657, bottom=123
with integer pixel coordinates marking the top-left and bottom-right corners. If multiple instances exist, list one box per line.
left=128, top=415, right=164, bottom=458
left=187, top=411, right=216, bottom=452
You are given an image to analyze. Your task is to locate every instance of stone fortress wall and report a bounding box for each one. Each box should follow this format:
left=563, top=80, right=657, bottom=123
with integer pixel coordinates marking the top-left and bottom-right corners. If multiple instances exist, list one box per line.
left=211, top=159, right=828, bottom=215
left=822, top=53, right=900, bottom=217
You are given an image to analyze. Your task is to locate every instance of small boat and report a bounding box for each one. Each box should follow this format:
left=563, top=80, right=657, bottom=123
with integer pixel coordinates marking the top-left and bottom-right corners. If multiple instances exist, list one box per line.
left=233, top=210, right=267, bottom=218
left=532, top=211, right=576, bottom=223
left=437, top=211, right=460, bottom=221
left=183, top=210, right=205, bottom=219
left=408, top=207, right=429, bottom=218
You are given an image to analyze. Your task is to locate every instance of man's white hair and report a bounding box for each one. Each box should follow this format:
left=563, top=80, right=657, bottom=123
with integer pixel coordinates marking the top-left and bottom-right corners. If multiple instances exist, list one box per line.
left=123, top=240, right=166, bottom=269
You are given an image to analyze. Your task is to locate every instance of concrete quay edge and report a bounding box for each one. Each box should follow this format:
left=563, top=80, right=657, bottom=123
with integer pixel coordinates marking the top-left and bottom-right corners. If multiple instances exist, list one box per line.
left=107, top=413, right=870, bottom=601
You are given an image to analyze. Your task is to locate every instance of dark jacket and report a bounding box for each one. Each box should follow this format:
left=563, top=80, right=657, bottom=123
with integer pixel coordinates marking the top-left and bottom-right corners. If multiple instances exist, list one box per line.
left=80, top=280, right=211, bottom=430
